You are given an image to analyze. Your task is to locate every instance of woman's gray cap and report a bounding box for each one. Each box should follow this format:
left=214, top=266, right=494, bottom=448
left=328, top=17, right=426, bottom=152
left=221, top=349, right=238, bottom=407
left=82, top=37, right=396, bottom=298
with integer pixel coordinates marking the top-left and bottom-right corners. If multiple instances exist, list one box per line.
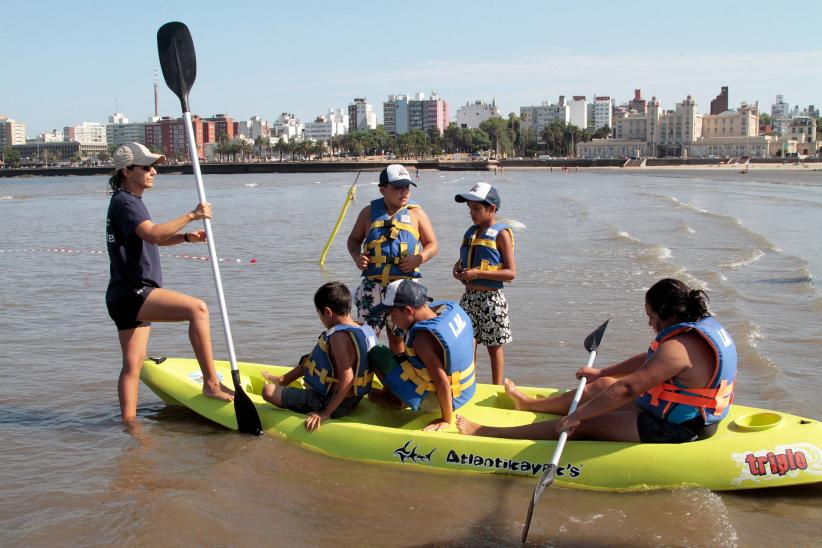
left=113, top=142, right=166, bottom=170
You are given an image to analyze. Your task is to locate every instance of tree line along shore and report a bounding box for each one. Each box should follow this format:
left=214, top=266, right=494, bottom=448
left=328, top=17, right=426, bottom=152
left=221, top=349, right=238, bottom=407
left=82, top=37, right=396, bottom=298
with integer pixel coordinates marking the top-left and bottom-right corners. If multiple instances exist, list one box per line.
left=1, top=156, right=818, bottom=179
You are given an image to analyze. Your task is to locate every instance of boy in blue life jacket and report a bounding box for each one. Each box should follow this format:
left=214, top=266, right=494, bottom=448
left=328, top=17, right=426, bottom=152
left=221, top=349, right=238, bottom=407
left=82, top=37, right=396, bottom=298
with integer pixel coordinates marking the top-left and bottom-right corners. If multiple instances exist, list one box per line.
left=452, top=183, right=517, bottom=385
left=261, top=282, right=377, bottom=432
left=367, top=280, right=477, bottom=431
left=346, top=164, right=439, bottom=355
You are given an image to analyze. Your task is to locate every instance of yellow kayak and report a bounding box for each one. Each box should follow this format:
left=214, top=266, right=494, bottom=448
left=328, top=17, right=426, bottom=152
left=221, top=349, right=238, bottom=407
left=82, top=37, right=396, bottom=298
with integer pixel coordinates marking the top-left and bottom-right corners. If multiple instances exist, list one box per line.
left=141, top=357, right=822, bottom=492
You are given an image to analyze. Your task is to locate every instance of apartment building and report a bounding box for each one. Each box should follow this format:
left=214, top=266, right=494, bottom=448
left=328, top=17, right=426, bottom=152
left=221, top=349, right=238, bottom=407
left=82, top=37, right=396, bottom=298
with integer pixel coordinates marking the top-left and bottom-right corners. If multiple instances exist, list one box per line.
left=456, top=99, right=501, bottom=129
left=0, top=116, right=27, bottom=147
left=519, top=96, right=570, bottom=138
left=348, top=98, right=377, bottom=132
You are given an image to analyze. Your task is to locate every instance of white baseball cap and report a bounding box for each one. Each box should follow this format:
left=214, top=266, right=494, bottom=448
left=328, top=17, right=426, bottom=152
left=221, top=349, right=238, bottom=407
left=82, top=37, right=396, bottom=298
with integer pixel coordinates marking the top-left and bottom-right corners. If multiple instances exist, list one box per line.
left=455, top=182, right=501, bottom=209
left=113, top=142, right=166, bottom=170
left=379, top=164, right=417, bottom=187
left=374, top=280, right=432, bottom=313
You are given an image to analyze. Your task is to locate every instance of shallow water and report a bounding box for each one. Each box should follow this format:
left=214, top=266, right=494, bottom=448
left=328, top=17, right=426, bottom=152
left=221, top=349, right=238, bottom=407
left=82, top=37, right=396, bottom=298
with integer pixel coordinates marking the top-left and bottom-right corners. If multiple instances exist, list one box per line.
left=1, top=168, right=821, bottom=546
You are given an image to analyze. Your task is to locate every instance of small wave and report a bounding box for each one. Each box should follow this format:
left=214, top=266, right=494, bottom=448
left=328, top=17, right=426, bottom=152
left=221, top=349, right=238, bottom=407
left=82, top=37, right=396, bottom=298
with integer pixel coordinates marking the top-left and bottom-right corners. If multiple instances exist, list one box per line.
left=617, top=230, right=641, bottom=243
left=244, top=183, right=259, bottom=187
left=499, top=218, right=526, bottom=231
left=681, top=224, right=695, bottom=234
left=745, top=322, right=763, bottom=348
left=0, top=195, right=13, bottom=201
left=640, top=245, right=671, bottom=261
left=721, top=249, right=764, bottom=269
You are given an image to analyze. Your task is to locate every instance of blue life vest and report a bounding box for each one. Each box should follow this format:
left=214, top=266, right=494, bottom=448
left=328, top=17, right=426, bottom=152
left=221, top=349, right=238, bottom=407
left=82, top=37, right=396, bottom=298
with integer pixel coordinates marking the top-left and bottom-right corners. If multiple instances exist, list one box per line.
left=636, top=316, right=737, bottom=425
left=381, top=301, right=477, bottom=411
left=363, top=198, right=422, bottom=286
left=459, top=222, right=513, bottom=289
left=303, top=323, right=378, bottom=397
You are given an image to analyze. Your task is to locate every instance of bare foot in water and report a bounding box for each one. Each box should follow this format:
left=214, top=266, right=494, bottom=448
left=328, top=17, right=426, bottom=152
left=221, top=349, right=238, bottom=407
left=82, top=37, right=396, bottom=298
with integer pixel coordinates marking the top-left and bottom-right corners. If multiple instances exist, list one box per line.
left=504, top=378, right=531, bottom=410
left=203, top=382, right=234, bottom=402
left=455, top=414, right=483, bottom=435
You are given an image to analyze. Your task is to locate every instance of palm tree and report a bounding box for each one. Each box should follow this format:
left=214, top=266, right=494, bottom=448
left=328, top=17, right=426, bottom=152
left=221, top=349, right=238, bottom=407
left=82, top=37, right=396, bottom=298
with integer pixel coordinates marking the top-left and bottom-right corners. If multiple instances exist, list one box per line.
left=241, top=140, right=253, bottom=162
left=254, top=135, right=267, bottom=160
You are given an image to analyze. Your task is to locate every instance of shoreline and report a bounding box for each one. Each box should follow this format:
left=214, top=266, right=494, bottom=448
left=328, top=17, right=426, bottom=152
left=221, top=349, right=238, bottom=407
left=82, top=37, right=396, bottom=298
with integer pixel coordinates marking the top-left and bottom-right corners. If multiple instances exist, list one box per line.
left=0, top=158, right=819, bottom=178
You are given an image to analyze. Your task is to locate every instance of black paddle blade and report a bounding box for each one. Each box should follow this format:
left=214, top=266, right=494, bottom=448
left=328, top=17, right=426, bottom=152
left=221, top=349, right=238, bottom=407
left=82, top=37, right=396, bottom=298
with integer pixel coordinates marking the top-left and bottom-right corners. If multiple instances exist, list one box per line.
left=157, top=22, right=197, bottom=113
left=521, top=496, right=536, bottom=544
left=522, top=465, right=557, bottom=544
left=583, top=319, right=610, bottom=353
left=534, top=463, right=557, bottom=499
left=231, top=369, right=263, bottom=436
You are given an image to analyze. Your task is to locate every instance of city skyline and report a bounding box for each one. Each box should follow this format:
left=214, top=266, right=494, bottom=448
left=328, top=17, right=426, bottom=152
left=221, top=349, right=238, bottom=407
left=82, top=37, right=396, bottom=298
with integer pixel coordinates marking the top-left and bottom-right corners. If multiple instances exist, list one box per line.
left=3, top=0, right=822, bottom=136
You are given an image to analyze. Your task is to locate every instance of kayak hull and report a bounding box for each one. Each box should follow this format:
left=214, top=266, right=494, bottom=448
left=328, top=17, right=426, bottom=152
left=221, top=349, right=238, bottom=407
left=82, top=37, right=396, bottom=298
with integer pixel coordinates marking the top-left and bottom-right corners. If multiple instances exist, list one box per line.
left=141, top=357, right=822, bottom=492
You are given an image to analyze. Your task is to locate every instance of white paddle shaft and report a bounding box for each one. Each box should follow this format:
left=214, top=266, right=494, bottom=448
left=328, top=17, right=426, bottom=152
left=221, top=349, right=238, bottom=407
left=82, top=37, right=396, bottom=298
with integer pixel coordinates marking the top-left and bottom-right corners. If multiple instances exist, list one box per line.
left=182, top=111, right=239, bottom=373
left=549, top=349, right=597, bottom=466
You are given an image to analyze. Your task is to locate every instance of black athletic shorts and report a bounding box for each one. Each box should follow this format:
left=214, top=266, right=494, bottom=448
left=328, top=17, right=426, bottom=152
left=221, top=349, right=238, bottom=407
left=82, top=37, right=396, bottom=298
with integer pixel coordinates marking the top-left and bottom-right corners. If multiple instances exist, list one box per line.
left=636, top=411, right=718, bottom=444
left=106, top=285, right=155, bottom=331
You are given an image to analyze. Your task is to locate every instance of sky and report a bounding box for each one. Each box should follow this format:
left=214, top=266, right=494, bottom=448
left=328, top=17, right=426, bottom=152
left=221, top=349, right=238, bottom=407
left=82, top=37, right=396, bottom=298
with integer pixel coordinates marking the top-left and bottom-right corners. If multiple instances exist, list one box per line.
left=3, top=0, right=822, bottom=136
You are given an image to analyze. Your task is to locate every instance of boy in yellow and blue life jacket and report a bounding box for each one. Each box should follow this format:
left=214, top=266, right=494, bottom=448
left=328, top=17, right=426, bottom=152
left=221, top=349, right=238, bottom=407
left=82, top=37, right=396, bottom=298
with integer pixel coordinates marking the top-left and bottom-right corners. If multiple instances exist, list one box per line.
left=346, top=164, right=439, bottom=355
left=261, top=282, right=377, bottom=432
left=367, top=280, right=477, bottom=431
left=452, top=183, right=516, bottom=385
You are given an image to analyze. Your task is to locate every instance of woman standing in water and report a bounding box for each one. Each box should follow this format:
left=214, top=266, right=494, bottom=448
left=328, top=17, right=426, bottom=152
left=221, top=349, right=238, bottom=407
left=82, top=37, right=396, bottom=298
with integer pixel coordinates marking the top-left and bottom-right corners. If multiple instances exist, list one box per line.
left=105, top=142, right=233, bottom=424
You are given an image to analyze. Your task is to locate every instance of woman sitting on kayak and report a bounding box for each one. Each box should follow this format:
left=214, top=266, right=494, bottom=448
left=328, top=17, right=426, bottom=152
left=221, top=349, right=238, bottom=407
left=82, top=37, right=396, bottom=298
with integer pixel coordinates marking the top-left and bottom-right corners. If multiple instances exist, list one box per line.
left=457, top=278, right=737, bottom=443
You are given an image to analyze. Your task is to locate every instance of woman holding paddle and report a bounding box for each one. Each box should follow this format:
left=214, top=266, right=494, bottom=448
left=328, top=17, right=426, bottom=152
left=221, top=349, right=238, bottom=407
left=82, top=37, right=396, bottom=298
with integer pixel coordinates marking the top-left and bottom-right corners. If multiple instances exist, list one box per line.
left=105, top=142, right=234, bottom=424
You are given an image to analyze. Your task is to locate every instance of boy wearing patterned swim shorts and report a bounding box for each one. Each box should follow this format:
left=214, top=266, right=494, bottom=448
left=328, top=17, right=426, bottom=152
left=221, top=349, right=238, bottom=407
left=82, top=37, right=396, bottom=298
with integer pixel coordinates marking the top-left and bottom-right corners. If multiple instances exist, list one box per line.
left=452, top=183, right=516, bottom=385
left=346, top=164, right=439, bottom=354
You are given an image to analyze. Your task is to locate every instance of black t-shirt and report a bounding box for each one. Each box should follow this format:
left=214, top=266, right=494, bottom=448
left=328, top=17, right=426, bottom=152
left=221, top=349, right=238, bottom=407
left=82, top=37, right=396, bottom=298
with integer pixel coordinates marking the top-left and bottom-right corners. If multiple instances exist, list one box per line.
left=106, top=190, right=163, bottom=291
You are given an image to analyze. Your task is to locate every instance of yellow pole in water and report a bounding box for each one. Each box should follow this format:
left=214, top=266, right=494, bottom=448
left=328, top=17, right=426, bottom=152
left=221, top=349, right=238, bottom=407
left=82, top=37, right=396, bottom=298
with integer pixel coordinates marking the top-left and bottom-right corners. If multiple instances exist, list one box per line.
left=319, top=172, right=361, bottom=267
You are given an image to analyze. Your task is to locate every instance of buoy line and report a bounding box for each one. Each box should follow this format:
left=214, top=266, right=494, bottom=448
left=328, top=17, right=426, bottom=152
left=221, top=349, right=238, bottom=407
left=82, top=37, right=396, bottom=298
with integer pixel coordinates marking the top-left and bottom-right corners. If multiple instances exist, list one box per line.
left=0, top=247, right=256, bottom=264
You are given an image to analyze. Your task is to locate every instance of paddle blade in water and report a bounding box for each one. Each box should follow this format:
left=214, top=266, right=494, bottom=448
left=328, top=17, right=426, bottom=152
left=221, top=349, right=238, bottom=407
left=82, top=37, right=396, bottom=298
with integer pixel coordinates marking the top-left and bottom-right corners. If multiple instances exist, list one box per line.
left=584, top=319, right=610, bottom=353
left=157, top=22, right=197, bottom=112
left=522, top=464, right=557, bottom=543
left=231, top=369, right=263, bottom=435
left=521, top=496, right=536, bottom=544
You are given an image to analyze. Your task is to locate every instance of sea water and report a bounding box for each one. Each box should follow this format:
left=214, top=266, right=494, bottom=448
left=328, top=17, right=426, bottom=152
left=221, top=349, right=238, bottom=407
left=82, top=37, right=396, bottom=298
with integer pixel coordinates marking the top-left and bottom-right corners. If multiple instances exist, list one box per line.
left=1, top=168, right=820, bottom=546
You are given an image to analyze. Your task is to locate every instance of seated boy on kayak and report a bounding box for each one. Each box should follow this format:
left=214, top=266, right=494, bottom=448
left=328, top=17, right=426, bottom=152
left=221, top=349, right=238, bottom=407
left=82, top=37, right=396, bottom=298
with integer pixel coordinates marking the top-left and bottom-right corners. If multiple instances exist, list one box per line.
left=367, top=280, right=477, bottom=431
left=457, top=278, right=737, bottom=443
left=262, top=282, right=377, bottom=432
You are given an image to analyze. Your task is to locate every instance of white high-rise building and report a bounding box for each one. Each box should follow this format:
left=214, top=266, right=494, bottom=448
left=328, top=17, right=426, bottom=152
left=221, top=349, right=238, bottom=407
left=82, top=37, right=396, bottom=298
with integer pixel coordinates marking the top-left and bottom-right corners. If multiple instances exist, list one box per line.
left=569, top=96, right=588, bottom=129
left=771, top=95, right=789, bottom=118
left=456, top=99, right=501, bottom=129
left=271, top=113, right=304, bottom=142
left=106, top=113, right=146, bottom=147
left=587, top=96, right=613, bottom=132
left=519, top=96, right=570, bottom=137
left=0, top=116, right=27, bottom=147
left=348, top=98, right=377, bottom=132
left=65, top=122, right=107, bottom=145
left=237, top=116, right=270, bottom=140
left=304, top=108, right=348, bottom=141
left=32, top=130, right=65, bottom=143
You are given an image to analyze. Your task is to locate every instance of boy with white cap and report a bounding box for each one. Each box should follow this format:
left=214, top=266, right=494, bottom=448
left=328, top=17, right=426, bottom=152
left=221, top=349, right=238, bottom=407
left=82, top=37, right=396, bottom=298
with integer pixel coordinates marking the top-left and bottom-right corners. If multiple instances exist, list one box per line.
left=452, top=182, right=517, bottom=385
left=367, top=280, right=476, bottom=431
left=346, top=164, right=438, bottom=354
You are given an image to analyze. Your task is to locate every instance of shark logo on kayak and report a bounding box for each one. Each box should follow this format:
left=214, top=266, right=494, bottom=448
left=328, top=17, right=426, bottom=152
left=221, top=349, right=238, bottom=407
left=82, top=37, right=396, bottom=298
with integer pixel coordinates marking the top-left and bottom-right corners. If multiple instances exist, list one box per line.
left=394, top=441, right=436, bottom=464
left=731, top=443, right=822, bottom=486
